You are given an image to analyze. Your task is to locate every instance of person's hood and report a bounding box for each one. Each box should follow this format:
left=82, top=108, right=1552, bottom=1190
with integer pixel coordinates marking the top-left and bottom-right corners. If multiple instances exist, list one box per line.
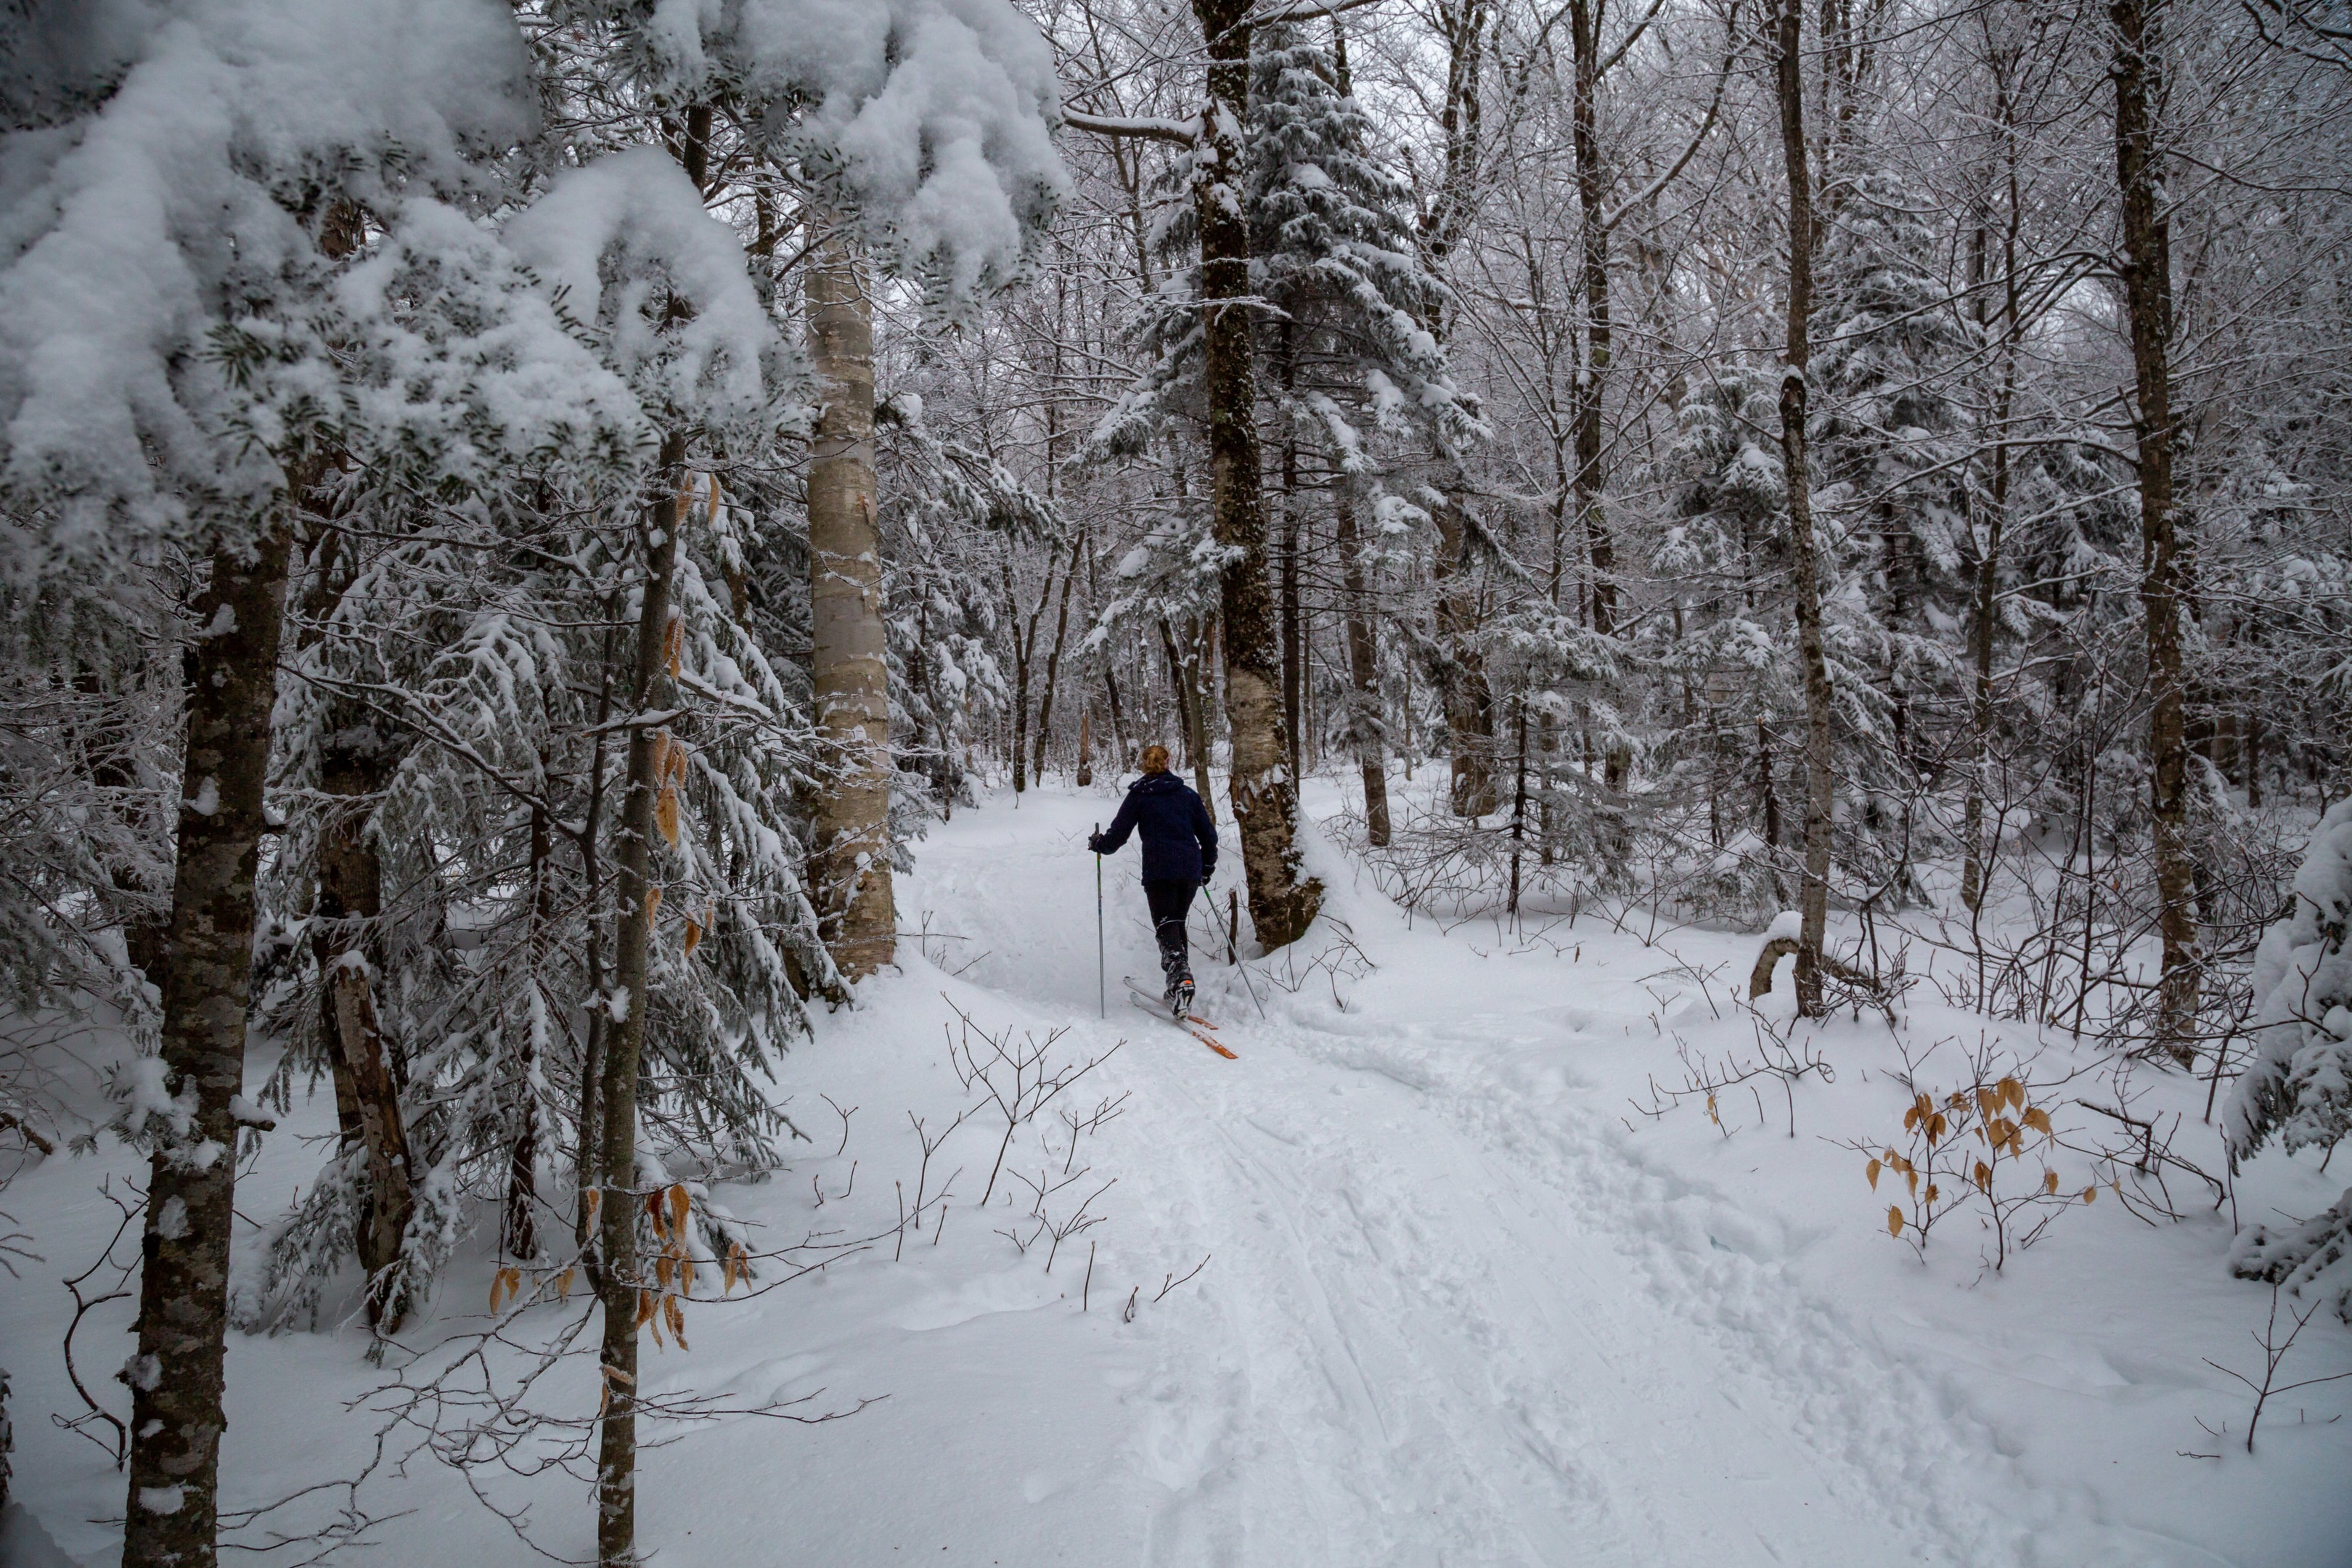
left=1128, top=771, right=1187, bottom=796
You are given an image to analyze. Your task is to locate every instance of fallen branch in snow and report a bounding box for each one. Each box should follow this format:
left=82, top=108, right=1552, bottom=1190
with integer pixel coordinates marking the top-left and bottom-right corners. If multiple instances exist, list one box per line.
left=1748, top=928, right=1904, bottom=1021
left=1154, top=1253, right=1210, bottom=1303
left=2066, top=1098, right=2226, bottom=1220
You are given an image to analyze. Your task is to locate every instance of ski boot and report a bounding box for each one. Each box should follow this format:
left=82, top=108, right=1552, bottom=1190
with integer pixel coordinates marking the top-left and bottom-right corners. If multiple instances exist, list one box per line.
left=1167, top=976, right=1195, bottom=1023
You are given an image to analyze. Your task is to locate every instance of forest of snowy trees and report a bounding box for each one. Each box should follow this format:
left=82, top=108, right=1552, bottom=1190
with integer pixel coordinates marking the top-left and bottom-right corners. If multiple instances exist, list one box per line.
left=0, top=0, right=2347, bottom=1562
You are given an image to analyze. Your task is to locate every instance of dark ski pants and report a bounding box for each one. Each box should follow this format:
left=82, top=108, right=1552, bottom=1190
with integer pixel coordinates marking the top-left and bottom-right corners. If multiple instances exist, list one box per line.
left=1143, top=878, right=1198, bottom=989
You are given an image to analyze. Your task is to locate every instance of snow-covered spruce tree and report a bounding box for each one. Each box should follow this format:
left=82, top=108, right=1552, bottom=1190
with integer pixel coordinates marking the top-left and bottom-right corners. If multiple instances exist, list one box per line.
left=233, top=190, right=834, bottom=1338
left=1809, top=169, right=1976, bottom=904
left=0, top=585, right=179, bottom=1020
left=562, top=0, right=1063, bottom=987
left=2224, top=797, right=2352, bottom=1320
left=0, top=1, right=588, bottom=1559
left=527, top=7, right=1065, bottom=1557
left=877, top=396, right=1050, bottom=816
left=1649, top=369, right=1813, bottom=922
left=1247, top=20, right=1474, bottom=846
left=1079, top=0, right=1326, bottom=947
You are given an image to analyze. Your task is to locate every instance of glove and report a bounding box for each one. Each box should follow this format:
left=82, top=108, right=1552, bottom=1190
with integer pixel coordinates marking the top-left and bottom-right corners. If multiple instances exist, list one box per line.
left=1087, top=833, right=1107, bottom=854
left=1200, top=859, right=1217, bottom=884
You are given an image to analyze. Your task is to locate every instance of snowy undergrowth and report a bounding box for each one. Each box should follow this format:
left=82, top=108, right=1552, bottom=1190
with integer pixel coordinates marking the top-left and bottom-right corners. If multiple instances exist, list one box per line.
left=1, top=778, right=2348, bottom=1564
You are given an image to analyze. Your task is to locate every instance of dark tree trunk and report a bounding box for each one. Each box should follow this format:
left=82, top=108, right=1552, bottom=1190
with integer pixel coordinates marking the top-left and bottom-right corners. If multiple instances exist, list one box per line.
left=1334, top=490, right=1391, bottom=846
left=506, top=797, right=550, bottom=1262
left=1773, top=0, right=1837, bottom=1017
left=1008, top=563, right=1034, bottom=794
left=1193, top=0, right=1321, bottom=946
left=1103, top=666, right=1128, bottom=772
left=310, top=714, right=413, bottom=1328
left=120, top=525, right=293, bottom=1568
left=1434, top=494, right=1497, bottom=816
left=2110, top=0, right=2197, bottom=1058
left=1281, top=448, right=1303, bottom=791
left=1961, top=111, right=2023, bottom=918
left=1569, top=0, right=1617, bottom=637
left=595, top=437, right=689, bottom=1567
left=1032, top=533, right=1081, bottom=785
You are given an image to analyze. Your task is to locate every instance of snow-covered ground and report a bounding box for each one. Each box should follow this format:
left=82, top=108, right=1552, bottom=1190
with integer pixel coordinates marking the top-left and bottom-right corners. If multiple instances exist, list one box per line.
left=4, top=777, right=2348, bottom=1565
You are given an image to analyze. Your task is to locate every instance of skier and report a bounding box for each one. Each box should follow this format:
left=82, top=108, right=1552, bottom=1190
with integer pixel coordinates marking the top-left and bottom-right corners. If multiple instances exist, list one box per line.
left=1088, top=745, right=1217, bottom=1018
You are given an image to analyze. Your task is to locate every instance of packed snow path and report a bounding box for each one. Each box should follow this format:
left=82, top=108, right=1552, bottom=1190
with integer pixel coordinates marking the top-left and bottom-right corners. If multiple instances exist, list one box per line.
left=686, top=782, right=2338, bottom=1568
left=5, top=780, right=2345, bottom=1566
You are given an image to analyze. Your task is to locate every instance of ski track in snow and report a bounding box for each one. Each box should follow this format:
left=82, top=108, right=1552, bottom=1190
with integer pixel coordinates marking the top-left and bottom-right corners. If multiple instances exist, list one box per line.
left=7, top=780, right=2343, bottom=1566
left=913, top=791, right=2012, bottom=1567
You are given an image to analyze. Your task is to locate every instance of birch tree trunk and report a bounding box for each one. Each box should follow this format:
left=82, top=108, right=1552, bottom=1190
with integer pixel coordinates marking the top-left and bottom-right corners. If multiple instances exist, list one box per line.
left=595, top=441, right=689, bottom=1567
left=806, top=220, right=896, bottom=979
left=1193, top=0, right=1321, bottom=947
left=2110, top=0, right=2199, bottom=1059
left=1773, top=0, right=1837, bottom=1018
left=120, top=523, right=293, bottom=1568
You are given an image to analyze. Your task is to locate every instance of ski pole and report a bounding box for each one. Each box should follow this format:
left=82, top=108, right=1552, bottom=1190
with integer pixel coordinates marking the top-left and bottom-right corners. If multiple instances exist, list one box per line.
left=1094, top=822, right=1106, bottom=1019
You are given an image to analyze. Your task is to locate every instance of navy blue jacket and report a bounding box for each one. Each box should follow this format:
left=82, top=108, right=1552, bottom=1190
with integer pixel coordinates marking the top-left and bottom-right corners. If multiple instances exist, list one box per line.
left=1092, top=772, right=1217, bottom=883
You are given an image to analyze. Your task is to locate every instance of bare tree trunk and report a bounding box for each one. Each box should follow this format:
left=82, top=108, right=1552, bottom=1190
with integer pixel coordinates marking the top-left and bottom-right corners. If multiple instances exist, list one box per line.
left=1434, top=494, right=1497, bottom=816
left=1416, top=1, right=1497, bottom=821
left=121, top=525, right=293, bottom=1568
left=1185, top=622, right=1218, bottom=814
left=506, top=797, right=550, bottom=1262
left=1103, top=666, right=1128, bottom=770
left=1773, top=0, right=1836, bottom=1017
left=1194, top=0, right=1321, bottom=947
left=1008, top=563, right=1034, bottom=795
left=1961, top=111, right=2023, bottom=917
left=1569, top=0, right=1617, bottom=638
left=595, top=443, right=690, bottom=1567
left=806, top=220, right=895, bottom=979
left=311, top=719, right=413, bottom=1328
left=1334, top=490, right=1391, bottom=845
left=1281, top=452, right=1303, bottom=791
left=1031, top=533, right=1081, bottom=785
left=2110, top=0, right=2197, bottom=1058
left=573, top=605, right=619, bottom=1259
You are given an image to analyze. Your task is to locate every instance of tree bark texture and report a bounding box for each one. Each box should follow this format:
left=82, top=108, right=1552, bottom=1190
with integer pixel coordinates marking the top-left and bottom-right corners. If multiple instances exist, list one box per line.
left=595, top=440, right=689, bottom=1567
left=309, top=705, right=415, bottom=1326
left=1334, top=491, right=1391, bottom=845
left=1961, top=126, right=2023, bottom=919
left=1433, top=493, right=1497, bottom=817
left=1569, top=0, right=1617, bottom=637
left=1774, top=0, right=1836, bottom=1017
left=1193, top=0, right=1322, bottom=947
left=121, top=526, right=293, bottom=1568
left=1032, top=534, right=1080, bottom=785
left=806, top=222, right=896, bottom=980
left=2109, top=0, right=2198, bottom=1057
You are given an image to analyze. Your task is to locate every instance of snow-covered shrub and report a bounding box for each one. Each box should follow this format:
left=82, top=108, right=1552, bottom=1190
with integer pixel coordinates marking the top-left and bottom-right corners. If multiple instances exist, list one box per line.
left=2224, top=797, right=2352, bottom=1320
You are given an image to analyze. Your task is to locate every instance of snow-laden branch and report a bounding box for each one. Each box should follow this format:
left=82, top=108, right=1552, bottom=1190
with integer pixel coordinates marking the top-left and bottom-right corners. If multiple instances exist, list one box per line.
left=1061, top=109, right=1199, bottom=146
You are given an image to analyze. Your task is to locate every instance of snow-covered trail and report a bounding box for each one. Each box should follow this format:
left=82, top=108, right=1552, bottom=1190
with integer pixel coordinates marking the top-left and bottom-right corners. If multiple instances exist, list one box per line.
left=8, top=777, right=2342, bottom=1566
left=885, top=785, right=2009, bottom=1567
